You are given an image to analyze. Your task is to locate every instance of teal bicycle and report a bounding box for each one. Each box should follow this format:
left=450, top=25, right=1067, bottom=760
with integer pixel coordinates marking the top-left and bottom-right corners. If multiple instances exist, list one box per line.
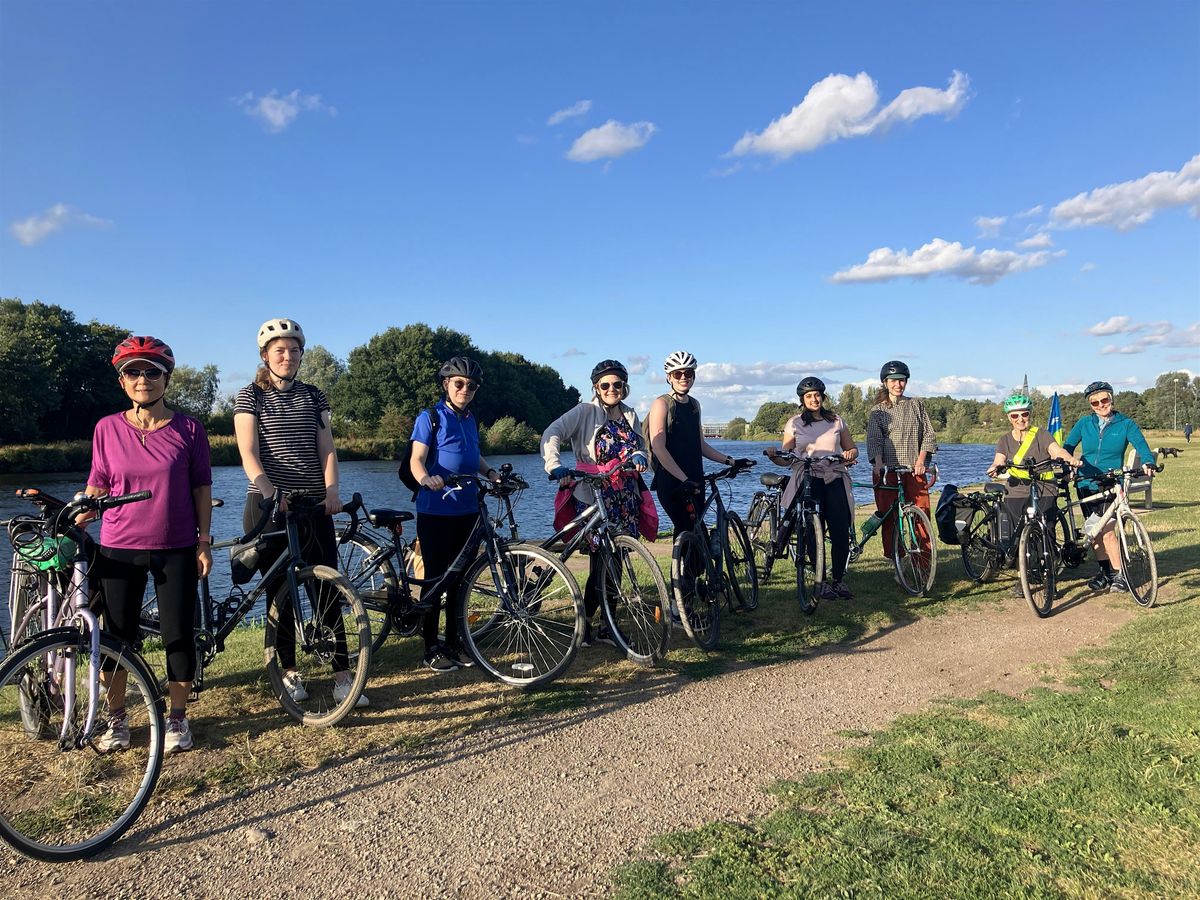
left=846, top=466, right=938, bottom=596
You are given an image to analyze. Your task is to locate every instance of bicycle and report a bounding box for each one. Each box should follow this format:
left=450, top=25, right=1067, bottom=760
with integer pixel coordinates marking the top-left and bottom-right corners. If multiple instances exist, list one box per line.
left=542, top=464, right=670, bottom=666
left=992, top=460, right=1069, bottom=618
left=670, top=459, right=758, bottom=650
left=1054, top=465, right=1161, bottom=607
left=140, top=490, right=371, bottom=727
left=846, top=466, right=938, bottom=596
left=337, top=466, right=584, bottom=688
left=745, top=462, right=794, bottom=582
left=751, top=450, right=851, bottom=615
left=0, top=488, right=164, bottom=861
left=954, top=484, right=1009, bottom=583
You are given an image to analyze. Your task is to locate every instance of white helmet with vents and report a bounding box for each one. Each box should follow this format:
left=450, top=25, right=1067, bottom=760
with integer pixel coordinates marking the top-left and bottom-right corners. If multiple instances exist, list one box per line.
left=663, top=350, right=698, bottom=374
left=257, top=318, right=306, bottom=351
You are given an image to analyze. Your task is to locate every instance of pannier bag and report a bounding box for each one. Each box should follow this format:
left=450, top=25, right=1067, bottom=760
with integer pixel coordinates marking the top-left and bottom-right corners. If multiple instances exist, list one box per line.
left=934, top=484, right=962, bottom=546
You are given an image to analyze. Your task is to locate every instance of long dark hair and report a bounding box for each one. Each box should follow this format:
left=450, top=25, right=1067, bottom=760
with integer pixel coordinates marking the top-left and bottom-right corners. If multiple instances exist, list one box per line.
left=801, top=404, right=837, bottom=425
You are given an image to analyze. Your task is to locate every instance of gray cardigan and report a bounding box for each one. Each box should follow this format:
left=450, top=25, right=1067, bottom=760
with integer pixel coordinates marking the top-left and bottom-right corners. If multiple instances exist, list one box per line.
left=541, top=398, right=645, bottom=504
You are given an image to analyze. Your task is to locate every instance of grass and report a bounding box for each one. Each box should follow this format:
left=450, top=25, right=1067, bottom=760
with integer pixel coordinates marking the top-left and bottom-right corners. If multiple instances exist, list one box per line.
left=614, top=453, right=1200, bottom=898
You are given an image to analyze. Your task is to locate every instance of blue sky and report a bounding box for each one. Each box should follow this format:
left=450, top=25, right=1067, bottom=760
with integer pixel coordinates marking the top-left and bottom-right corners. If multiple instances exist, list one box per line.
left=2, top=1, right=1198, bottom=421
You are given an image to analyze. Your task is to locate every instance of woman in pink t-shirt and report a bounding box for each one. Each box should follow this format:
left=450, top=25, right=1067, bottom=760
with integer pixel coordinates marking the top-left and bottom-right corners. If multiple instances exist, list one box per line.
left=85, top=336, right=212, bottom=756
left=766, top=377, right=859, bottom=600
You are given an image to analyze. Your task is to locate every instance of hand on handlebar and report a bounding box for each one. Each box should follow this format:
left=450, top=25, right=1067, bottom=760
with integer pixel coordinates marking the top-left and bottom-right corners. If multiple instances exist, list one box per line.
left=683, top=479, right=704, bottom=496
left=323, top=492, right=344, bottom=515
left=422, top=474, right=446, bottom=491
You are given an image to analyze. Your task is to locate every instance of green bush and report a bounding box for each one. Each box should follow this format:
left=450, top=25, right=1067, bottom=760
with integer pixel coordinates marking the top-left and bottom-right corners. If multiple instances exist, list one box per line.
left=481, top=417, right=540, bottom=454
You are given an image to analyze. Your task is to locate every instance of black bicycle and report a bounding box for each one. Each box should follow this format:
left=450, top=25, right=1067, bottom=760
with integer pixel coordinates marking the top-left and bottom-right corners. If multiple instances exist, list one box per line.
left=542, top=464, right=670, bottom=666
left=141, top=490, right=371, bottom=727
left=337, top=466, right=584, bottom=688
left=670, top=459, right=758, bottom=651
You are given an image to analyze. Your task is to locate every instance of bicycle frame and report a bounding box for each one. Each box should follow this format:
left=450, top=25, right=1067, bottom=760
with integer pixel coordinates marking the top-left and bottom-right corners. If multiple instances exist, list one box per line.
left=848, top=466, right=918, bottom=557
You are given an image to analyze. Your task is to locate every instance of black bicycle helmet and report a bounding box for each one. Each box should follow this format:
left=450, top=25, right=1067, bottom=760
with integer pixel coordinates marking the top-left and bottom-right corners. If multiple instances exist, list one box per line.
left=590, top=359, right=628, bottom=383
left=1084, top=380, right=1114, bottom=398
left=796, top=376, right=826, bottom=398
left=880, top=360, right=911, bottom=381
left=438, top=356, right=484, bottom=384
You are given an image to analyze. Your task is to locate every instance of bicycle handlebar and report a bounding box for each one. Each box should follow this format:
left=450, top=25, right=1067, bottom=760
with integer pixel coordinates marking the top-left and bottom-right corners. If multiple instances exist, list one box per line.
left=548, top=462, right=638, bottom=485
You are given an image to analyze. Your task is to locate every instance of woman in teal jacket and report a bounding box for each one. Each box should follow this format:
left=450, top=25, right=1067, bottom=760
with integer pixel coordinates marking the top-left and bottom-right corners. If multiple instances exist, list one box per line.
left=1062, top=380, right=1156, bottom=593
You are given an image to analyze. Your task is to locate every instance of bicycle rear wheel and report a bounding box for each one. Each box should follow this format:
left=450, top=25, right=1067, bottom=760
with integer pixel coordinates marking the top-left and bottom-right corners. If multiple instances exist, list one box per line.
left=746, top=494, right=777, bottom=582
left=265, top=565, right=372, bottom=727
left=893, top=505, right=937, bottom=596
left=795, top=511, right=824, bottom=615
left=335, top=526, right=396, bottom=654
left=0, top=630, right=164, bottom=861
left=724, top=513, right=759, bottom=611
left=671, top=531, right=720, bottom=650
left=960, top=506, right=1001, bottom=583
left=1116, top=512, right=1157, bottom=607
left=459, top=545, right=583, bottom=688
left=600, top=535, right=670, bottom=667
left=1018, top=520, right=1056, bottom=618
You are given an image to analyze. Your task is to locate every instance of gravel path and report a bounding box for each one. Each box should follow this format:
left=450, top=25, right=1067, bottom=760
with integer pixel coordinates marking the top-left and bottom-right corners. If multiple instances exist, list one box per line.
left=4, top=595, right=1133, bottom=898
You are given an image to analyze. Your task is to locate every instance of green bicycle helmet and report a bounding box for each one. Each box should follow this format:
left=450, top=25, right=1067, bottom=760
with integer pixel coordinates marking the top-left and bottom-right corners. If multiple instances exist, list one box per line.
left=1003, top=393, right=1032, bottom=413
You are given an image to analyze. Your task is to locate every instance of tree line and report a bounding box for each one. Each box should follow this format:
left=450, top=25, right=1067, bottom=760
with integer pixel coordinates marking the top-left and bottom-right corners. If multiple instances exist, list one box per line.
left=726, top=376, right=1200, bottom=442
left=1, top=299, right=579, bottom=447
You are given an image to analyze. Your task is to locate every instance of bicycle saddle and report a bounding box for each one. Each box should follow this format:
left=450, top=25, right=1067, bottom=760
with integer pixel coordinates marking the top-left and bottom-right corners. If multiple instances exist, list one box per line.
left=984, top=483, right=1007, bottom=494
left=760, top=473, right=787, bottom=488
left=368, top=509, right=415, bottom=527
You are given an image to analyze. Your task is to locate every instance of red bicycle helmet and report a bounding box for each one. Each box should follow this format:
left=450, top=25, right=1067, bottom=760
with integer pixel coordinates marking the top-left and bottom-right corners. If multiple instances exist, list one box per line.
left=111, top=336, right=176, bottom=373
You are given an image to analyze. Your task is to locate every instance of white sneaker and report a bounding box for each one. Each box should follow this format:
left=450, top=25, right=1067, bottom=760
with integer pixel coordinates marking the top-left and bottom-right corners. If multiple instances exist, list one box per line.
left=165, top=716, right=194, bottom=754
left=96, top=714, right=130, bottom=753
left=282, top=671, right=309, bottom=702
left=333, top=678, right=369, bottom=708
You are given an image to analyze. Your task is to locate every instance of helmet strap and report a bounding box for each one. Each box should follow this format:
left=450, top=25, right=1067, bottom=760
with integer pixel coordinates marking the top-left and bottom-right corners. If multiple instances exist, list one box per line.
left=446, top=395, right=469, bottom=415
left=266, top=364, right=296, bottom=388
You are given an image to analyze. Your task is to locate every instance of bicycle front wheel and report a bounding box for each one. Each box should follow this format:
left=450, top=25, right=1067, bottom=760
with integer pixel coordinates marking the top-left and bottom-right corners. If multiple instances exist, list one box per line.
left=458, top=545, right=583, bottom=688
left=893, top=505, right=937, bottom=596
left=1116, top=512, right=1158, bottom=607
left=1018, top=520, right=1056, bottom=618
left=0, top=630, right=164, bottom=861
left=335, top=526, right=396, bottom=654
left=795, top=512, right=825, bottom=616
left=724, top=513, right=759, bottom=611
left=671, top=531, right=720, bottom=650
left=960, top=506, right=1001, bottom=583
left=265, top=565, right=372, bottom=727
left=746, top=494, right=777, bottom=583
left=600, top=535, right=671, bottom=667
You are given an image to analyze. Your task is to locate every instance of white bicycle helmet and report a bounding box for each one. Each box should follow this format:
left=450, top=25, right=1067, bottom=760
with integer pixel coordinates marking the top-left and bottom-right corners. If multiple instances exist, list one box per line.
left=663, top=350, right=698, bottom=374
left=257, top=318, right=306, bottom=351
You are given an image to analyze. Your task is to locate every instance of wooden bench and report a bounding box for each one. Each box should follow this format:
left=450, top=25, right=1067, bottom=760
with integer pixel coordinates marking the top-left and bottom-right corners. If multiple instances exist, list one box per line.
left=1124, top=448, right=1158, bottom=510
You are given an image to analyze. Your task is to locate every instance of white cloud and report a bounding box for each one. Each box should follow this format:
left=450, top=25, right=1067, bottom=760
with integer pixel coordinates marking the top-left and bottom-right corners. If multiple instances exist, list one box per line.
left=975, top=215, right=1007, bottom=237
left=729, top=70, right=968, bottom=160
left=558, top=347, right=586, bottom=358
left=1080, top=262, right=1097, bottom=273
left=9, top=202, right=112, bottom=246
left=1016, top=204, right=1044, bottom=219
left=830, top=238, right=1062, bottom=286
left=547, top=100, right=592, bottom=126
left=919, top=375, right=1002, bottom=399
left=1100, top=321, right=1197, bottom=355
left=1017, top=232, right=1054, bottom=249
left=1050, top=154, right=1200, bottom=231
left=698, top=360, right=858, bottom=387
left=235, top=89, right=336, bottom=133
left=1087, top=315, right=1140, bottom=336
left=566, top=120, right=656, bottom=162
left=627, top=354, right=650, bottom=375
left=1035, top=382, right=1088, bottom=395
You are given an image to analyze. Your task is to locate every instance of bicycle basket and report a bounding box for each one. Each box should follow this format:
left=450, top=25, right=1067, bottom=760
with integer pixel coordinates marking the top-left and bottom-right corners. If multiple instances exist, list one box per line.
left=229, top=541, right=260, bottom=585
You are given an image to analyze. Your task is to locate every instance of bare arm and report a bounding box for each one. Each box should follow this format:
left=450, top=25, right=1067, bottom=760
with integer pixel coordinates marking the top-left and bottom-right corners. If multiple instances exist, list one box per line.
left=410, top=440, right=443, bottom=491
left=316, top=410, right=342, bottom=514
left=234, top=412, right=275, bottom=498
left=648, top=397, right=691, bottom=482
left=192, top=484, right=213, bottom=576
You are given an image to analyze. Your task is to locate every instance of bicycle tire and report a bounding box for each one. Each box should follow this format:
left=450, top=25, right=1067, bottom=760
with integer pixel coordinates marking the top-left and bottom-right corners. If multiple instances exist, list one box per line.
left=746, top=495, right=776, bottom=582
left=1018, top=520, right=1056, bottom=618
left=264, top=565, right=372, bottom=727
left=1116, top=512, right=1158, bottom=608
left=893, top=505, right=937, bottom=596
left=458, top=544, right=583, bottom=687
left=8, top=565, right=52, bottom=734
left=724, top=513, right=759, bottom=611
left=334, top=526, right=396, bottom=654
left=795, top=511, right=824, bottom=616
left=0, top=630, right=164, bottom=861
left=960, top=505, right=1001, bottom=583
left=600, top=535, right=671, bottom=667
left=671, top=531, right=720, bottom=650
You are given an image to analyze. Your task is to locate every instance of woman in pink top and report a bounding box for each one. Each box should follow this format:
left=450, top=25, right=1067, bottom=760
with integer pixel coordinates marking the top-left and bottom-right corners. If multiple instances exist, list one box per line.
left=85, top=336, right=212, bottom=755
left=767, top=377, right=859, bottom=600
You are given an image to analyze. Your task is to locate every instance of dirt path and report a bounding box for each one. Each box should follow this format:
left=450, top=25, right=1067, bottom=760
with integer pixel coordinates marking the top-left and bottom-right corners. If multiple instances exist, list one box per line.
left=4, top=595, right=1134, bottom=899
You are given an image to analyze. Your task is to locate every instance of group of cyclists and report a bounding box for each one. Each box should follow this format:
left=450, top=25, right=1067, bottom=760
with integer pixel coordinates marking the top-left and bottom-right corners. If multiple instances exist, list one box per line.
left=72, top=318, right=1159, bottom=759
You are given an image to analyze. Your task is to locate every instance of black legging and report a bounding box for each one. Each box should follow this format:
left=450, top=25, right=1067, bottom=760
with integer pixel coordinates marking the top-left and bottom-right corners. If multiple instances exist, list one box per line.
left=242, top=497, right=347, bottom=671
left=99, top=546, right=198, bottom=682
left=1001, top=494, right=1057, bottom=553
left=655, top=479, right=698, bottom=538
left=583, top=553, right=617, bottom=620
left=416, top=512, right=481, bottom=652
left=807, top=478, right=853, bottom=583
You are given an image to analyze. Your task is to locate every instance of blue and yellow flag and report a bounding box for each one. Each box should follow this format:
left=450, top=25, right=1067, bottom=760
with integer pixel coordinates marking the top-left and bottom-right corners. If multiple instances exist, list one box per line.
left=1048, top=392, right=1063, bottom=444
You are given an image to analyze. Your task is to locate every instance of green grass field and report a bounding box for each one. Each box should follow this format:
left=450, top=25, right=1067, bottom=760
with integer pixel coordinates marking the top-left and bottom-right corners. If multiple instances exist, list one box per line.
left=615, top=453, right=1200, bottom=898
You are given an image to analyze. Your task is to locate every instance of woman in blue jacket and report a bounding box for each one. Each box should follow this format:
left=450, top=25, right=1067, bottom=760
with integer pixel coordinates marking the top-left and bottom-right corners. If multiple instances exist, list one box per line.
left=1062, top=380, right=1156, bottom=593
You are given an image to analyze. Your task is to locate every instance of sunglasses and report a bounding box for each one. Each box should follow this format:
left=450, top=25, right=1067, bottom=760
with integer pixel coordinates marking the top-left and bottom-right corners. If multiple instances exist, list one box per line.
left=597, top=380, right=625, bottom=391
left=1009, top=411, right=1030, bottom=419
left=450, top=379, right=480, bottom=392
left=121, top=368, right=164, bottom=381
left=1089, top=396, right=1112, bottom=408
left=669, top=370, right=695, bottom=380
